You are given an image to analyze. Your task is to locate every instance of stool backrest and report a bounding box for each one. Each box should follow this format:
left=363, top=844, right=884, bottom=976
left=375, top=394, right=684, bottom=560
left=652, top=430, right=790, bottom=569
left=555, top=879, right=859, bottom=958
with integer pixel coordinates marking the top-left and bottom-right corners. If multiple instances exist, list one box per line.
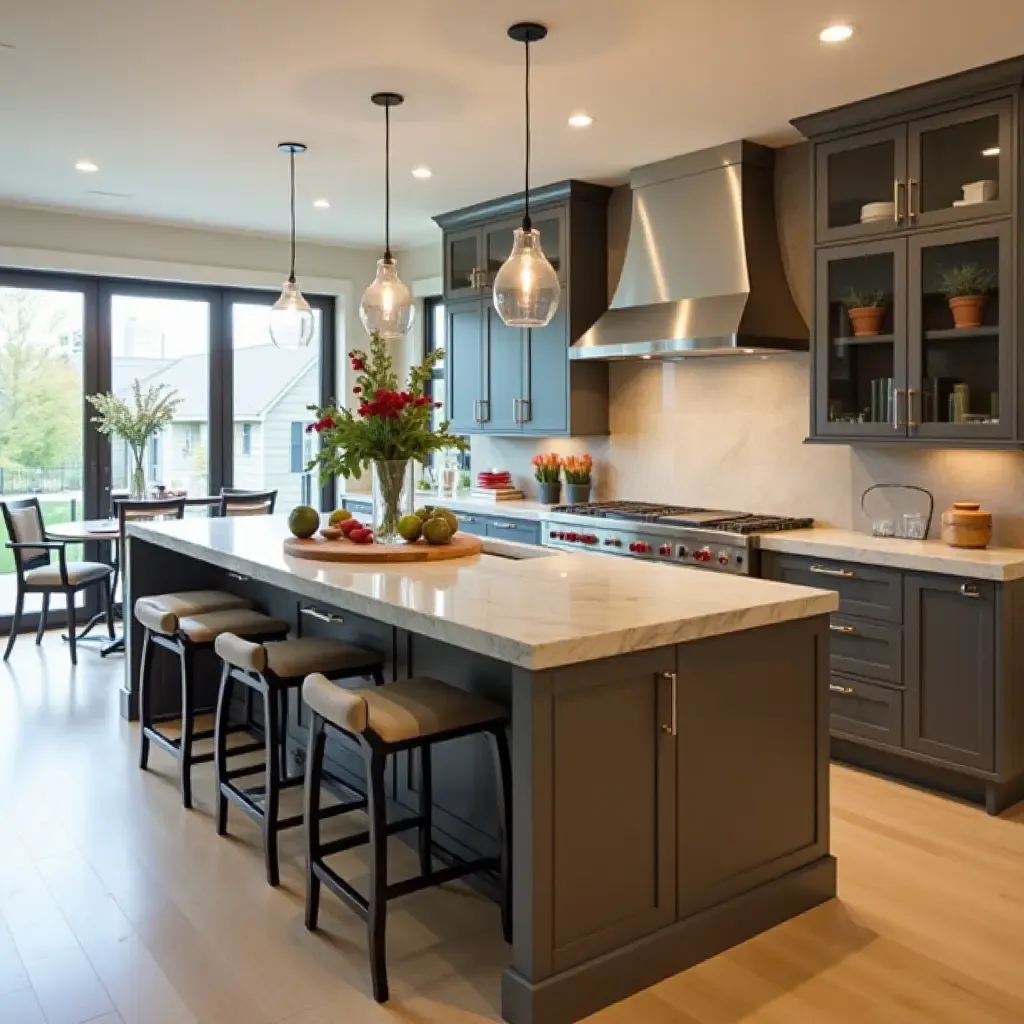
left=218, top=489, right=277, bottom=517
left=0, top=497, right=50, bottom=571
left=116, top=497, right=187, bottom=541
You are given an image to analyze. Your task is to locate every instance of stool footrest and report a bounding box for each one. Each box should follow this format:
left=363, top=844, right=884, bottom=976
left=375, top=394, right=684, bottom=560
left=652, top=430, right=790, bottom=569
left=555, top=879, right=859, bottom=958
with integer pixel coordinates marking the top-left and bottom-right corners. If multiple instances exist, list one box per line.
left=316, top=815, right=420, bottom=859
left=223, top=740, right=264, bottom=759
left=223, top=762, right=264, bottom=781
left=312, top=862, right=369, bottom=920
left=387, top=856, right=499, bottom=901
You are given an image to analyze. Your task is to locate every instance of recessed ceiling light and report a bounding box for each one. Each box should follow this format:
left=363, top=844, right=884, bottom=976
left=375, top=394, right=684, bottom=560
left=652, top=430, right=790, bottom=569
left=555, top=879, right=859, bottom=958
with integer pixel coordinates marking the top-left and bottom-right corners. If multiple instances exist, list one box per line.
left=411, top=166, right=432, bottom=179
left=819, top=24, right=854, bottom=43
left=75, top=159, right=98, bottom=173
left=568, top=113, right=593, bottom=128
left=982, top=146, right=1000, bottom=157
left=313, top=198, right=330, bottom=209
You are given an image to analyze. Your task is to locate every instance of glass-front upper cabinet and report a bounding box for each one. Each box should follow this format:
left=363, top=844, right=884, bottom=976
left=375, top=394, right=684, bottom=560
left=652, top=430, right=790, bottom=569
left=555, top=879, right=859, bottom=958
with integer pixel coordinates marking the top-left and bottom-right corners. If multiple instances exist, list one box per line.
left=907, top=223, right=1012, bottom=440
left=484, top=210, right=565, bottom=287
left=816, top=126, right=907, bottom=243
left=908, top=100, right=1013, bottom=228
left=815, top=239, right=907, bottom=437
left=444, top=226, right=483, bottom=300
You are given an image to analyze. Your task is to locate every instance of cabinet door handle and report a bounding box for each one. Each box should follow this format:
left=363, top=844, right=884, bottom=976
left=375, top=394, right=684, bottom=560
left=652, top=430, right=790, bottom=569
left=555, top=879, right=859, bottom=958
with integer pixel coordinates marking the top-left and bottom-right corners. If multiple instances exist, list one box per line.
left=513, top=398, right=520, bottom=423
left=519, top=398, right=531, bottom=423
left=907, top=388, right=919, bottom=429
left=493, top=522, right=517, bottom=530
left=479, top=399, right=490, bottom=423
left=893, top=387, right=907, bottom=430
left=301, top=607, right=345, bottom=625
left=661, top=671, right=678, bottom=736
left=810, top=565, right=856, bottom=579
left=961, top=583, right=980, bottom=599
left=226, top=571, right=250, bottom=582
left=830, top=623, right=857, bottom=635
left=473, top=399, right=482, bottom=423
left=893, top=178, right=904, bottom=223
left=829, top=683, right=855, bottom=695
left=907, top=178, right=919, bottom=222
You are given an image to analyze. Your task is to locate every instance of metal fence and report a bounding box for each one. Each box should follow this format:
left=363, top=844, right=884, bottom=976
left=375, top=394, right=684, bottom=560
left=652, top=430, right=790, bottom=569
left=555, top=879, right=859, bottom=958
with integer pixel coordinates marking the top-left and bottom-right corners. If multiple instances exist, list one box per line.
left=0, top=463, right=84, bottom=496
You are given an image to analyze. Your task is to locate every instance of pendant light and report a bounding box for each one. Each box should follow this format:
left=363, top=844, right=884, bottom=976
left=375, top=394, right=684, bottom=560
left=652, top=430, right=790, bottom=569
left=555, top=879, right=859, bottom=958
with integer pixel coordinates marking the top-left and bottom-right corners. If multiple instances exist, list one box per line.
left=269, top=142, right=315, bottom=350
left=493, top=22, right=560, bottom=328
left=359, top=92, right=415, bottom=340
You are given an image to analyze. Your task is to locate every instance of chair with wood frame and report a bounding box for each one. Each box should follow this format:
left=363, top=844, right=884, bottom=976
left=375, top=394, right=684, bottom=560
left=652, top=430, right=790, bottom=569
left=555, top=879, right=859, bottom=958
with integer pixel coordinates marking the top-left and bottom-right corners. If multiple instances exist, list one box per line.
left=1, top=497, right=115, bottom=665
left=217, top=489, right=278, bottom=517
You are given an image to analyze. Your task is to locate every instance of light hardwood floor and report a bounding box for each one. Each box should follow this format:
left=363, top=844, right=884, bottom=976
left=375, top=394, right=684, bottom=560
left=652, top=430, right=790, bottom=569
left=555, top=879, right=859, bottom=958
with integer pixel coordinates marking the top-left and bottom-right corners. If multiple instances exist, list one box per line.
left=0, top=634, right=1022, bottom=1024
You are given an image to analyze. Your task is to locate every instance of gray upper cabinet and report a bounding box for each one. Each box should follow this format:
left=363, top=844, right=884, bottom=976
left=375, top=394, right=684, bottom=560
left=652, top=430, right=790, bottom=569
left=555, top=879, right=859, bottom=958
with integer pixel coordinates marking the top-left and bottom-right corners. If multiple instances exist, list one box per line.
left=903, top=574, right=995, bottom=771
left=795, top=56, right=1024, bottom=448
left=434, top=181, right=611, bottom=437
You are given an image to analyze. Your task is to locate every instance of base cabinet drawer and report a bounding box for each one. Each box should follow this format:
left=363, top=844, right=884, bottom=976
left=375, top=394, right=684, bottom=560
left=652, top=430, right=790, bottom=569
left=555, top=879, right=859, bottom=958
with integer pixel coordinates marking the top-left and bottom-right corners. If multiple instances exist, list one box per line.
left=485, top=519, right=541, bottom=545
left=829, top=616, right=903, bottom=685
left=455, top=513, right=488, bottom=536
left=764, top=554, right=902, bottom=623
left=829, top=675, right=902, bottom=748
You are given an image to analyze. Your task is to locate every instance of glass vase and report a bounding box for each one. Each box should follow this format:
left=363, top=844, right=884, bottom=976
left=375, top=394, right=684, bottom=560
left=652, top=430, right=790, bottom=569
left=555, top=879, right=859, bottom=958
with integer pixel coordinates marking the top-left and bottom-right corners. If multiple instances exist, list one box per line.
left=130, top=447, right=147, bottom=500
left=372, top=459, right=413, bottom=544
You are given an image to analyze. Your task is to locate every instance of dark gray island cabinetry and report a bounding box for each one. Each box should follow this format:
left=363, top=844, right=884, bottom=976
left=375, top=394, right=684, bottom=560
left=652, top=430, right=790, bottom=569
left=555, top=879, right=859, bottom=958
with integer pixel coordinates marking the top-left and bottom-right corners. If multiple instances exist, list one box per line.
left=123, top=516, right=837, bottom=1024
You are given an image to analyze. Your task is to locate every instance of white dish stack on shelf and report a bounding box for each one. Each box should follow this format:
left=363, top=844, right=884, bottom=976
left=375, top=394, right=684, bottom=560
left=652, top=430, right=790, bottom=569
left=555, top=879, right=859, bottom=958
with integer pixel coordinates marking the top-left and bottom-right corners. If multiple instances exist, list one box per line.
left=860, top=201, right=896, bottom=223
left=954, top=179, right=997, bottom=206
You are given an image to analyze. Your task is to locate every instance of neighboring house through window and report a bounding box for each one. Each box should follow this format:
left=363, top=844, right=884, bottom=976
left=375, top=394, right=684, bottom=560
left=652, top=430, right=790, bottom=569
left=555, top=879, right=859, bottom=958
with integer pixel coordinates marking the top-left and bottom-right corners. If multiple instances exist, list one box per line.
left=425, top=296, right=469, bottom=470
left=241, top=422, right=252, bottom=456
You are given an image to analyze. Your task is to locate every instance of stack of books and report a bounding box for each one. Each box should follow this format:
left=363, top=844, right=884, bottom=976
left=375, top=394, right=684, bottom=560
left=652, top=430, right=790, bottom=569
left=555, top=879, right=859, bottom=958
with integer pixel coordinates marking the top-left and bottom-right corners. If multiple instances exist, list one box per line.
left=470, top=470, right=524, bottom=502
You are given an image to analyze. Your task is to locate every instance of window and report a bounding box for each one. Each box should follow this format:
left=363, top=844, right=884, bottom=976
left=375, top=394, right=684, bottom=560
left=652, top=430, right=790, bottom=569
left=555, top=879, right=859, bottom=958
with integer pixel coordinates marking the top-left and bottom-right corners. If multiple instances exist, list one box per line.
left=424, top=296, right=469, bottom=469
left=290, top=421, right=304, bottom=473
left=241, top=422, right=252, bottom=456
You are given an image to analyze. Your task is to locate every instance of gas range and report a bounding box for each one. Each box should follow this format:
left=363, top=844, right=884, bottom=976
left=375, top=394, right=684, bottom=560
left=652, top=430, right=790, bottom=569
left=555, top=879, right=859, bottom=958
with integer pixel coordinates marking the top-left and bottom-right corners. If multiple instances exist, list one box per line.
left=542, top=501, right=814, bottom=575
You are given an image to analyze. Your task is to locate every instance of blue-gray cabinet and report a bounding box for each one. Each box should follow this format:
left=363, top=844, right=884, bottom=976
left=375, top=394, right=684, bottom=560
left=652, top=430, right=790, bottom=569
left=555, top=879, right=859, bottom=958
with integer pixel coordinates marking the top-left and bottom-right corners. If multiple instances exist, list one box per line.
left=435, top=180, right=612, bottom=437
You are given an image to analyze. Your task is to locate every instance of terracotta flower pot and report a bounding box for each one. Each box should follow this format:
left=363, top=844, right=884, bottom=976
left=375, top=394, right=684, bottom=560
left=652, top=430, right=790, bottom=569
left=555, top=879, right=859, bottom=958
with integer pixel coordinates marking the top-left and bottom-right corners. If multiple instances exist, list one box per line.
left=949, top=295, right=987, bottom=329
left=847, top=305, right=885, bottom=337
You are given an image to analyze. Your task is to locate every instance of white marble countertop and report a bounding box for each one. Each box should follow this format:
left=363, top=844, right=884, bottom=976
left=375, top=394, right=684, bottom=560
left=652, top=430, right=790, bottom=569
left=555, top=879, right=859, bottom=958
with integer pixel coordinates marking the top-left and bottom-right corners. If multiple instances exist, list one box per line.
left=127, top=516, right=837, bottom=670
left=341, top=492, right=553, bottom=522
left=758, top=528, right=1024, bottom=581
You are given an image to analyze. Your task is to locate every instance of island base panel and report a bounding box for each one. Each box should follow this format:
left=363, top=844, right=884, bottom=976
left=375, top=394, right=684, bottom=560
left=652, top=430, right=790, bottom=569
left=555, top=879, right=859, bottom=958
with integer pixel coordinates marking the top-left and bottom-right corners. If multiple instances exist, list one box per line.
left=501, top=856, right=836, bottom=1024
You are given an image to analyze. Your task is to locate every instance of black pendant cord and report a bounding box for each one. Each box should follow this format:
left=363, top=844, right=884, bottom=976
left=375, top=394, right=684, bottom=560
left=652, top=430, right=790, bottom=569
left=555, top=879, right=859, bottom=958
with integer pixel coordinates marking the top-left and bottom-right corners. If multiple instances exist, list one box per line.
left=288, top=148, right=297, bottom=283
left=522, top=38, right=532, bottom=232
left=384, top=102, right=393, bottom=262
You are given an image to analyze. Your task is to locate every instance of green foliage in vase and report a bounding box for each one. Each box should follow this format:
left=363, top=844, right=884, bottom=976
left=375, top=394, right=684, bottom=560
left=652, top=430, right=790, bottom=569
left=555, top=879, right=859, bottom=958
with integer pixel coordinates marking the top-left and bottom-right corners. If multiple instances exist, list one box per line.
left=842, top=287, right=886, bottom=310
left=938, top=263, right=996, bottom=299
left=307, top=331, right=468, bottom=481
left=88, top=381, right=182, bottom=460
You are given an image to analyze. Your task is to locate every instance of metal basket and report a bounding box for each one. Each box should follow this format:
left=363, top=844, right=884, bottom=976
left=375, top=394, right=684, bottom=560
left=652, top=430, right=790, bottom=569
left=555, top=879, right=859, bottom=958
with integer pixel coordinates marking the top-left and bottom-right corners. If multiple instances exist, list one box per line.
left=860, top=484, right=934, bottom=540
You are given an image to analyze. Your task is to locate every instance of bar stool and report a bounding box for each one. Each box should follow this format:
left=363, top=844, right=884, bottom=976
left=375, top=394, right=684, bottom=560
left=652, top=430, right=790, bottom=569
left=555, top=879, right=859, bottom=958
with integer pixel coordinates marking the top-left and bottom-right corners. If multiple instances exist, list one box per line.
left=212, top=633, right=386, bottom=886
left=301, top=672, right=512, bottom=1004
left=134, top=590, right=289, bottom=808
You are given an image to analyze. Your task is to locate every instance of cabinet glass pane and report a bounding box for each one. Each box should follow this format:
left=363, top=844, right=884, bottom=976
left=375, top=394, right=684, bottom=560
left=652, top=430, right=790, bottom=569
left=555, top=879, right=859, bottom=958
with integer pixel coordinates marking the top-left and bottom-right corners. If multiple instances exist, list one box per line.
left=918, top=237, right=1000, bottom=426
left=826, top=140, right=896, bottom=230
left=824, top=253, right=896, bottom=425
left=918, top=115, right=1000, bottom=215
left=486, top=224, right=517, bottom=281
left=449, top=236, right=478, bottom=291
left=532, top=215, right=562, bottom=276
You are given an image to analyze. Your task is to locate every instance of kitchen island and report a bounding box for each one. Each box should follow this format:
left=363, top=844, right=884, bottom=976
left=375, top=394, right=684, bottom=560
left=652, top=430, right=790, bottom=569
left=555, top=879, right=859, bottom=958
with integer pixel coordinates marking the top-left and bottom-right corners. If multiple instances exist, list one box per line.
left=124, top=515, right=838, bottom=1024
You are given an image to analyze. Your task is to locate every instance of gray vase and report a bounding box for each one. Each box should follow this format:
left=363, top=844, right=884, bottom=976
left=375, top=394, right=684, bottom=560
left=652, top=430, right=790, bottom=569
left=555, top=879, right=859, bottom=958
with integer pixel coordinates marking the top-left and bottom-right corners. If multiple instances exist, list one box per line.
left=565, top=483, right=591, bottom=505
left=537, top=481, right=562, bottom=504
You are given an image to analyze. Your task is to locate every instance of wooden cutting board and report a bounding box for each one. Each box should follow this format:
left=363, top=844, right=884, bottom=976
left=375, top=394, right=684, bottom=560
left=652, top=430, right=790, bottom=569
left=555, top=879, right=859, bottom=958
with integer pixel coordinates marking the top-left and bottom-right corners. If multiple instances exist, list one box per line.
left=283, top=532, right=483, bottom=563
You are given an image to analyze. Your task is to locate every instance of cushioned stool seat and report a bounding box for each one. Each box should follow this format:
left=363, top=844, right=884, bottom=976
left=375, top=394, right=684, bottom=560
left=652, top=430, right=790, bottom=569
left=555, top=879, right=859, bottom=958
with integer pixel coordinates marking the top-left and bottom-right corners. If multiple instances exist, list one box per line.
left=134, top=590, right=251, bottom=635
left=215, top=634, right=384, bottom=679
left=178, top=608, right=289, bottom=643
left=303, top=674, right=506, bottom=744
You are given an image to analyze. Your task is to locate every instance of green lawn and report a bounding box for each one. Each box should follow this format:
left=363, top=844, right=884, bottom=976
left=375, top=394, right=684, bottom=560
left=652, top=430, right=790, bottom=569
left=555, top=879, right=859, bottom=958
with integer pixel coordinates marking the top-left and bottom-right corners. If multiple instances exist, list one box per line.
left=0, top=500, right=84, bottom=575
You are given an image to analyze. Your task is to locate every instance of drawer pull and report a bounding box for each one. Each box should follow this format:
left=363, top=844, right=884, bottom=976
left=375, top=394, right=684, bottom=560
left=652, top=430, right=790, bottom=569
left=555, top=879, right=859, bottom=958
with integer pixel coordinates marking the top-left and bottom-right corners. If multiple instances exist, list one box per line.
left=810, top=565, right=856, bottom=579
left=829, top=683, right=855, bottom=695
left=961, top=583, right=980, bottom=599
left=494, top=523, right=517, bottom=530
left=462, top=515, right=476, bottom=523
left=301, top=607, right=345, bottom=625
left=830, top=624, right=857, bottom=635
left=227, top=571, right=250, bottom=582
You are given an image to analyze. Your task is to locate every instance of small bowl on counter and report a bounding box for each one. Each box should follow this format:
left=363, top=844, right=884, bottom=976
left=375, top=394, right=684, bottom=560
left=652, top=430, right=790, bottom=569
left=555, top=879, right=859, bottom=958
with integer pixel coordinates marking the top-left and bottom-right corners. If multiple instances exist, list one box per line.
left=940, top=501, right=993, bottom=549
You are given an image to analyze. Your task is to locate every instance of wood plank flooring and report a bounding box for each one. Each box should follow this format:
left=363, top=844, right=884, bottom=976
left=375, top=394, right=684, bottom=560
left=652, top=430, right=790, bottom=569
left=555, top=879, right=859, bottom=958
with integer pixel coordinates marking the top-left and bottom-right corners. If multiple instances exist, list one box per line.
left=0, top=633, right=1022, bottom=1023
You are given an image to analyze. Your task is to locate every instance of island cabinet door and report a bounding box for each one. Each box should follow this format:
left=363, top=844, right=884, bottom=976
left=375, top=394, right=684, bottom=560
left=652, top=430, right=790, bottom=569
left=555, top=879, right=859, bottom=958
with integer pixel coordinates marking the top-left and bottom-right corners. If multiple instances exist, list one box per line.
left=545, top=648, right=677, bottom=974
left=903, top=574, right=996, bottom=771
left=676, top=618, right=827, bottom=919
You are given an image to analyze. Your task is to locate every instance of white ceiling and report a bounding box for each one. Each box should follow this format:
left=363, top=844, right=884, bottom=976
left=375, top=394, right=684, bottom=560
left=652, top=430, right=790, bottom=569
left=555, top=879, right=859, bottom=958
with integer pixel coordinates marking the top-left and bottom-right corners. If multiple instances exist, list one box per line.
left=3, top=0, right=1024, bottom=248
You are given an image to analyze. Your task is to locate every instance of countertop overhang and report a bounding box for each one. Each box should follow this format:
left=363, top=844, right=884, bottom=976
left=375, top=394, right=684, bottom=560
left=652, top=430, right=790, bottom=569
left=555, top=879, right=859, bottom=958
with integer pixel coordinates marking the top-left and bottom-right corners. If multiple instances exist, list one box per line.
left=127, top=516, right=837, bottom=670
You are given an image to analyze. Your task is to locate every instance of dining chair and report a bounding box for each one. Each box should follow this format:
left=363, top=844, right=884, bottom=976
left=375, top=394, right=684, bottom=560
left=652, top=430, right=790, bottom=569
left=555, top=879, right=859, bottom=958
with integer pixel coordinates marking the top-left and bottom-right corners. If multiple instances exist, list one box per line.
left=218, top=489, right=278, bottom=517
left=1, top=497, right=115, bottom=665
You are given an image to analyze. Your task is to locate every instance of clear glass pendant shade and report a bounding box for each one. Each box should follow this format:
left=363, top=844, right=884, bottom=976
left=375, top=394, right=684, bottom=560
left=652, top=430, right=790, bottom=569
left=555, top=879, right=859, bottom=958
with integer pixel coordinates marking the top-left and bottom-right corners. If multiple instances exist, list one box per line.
left=493, top=227, right=560, bottom=327
left=269, top=279, right=315, bottom=349
left=359, top=258, right=415, bottom=339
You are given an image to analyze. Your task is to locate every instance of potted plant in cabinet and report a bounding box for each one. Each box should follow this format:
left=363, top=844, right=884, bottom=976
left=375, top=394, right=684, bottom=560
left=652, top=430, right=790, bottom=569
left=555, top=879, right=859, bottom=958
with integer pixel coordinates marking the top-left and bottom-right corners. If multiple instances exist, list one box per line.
left=939, top=263, right=996, bottom=329
left=842, top=288, right=887, bottom=338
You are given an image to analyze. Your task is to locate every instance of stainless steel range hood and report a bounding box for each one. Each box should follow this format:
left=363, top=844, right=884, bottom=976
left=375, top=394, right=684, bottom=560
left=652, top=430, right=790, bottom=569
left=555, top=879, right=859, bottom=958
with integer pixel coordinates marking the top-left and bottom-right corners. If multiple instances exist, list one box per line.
left=571, top=140, right=808, bottom=361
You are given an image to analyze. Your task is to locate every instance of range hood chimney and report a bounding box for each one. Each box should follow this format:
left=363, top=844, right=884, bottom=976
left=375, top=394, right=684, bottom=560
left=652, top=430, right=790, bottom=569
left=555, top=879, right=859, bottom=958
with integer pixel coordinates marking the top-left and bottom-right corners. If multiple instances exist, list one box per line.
left=571, top=140, right=808, bottom=360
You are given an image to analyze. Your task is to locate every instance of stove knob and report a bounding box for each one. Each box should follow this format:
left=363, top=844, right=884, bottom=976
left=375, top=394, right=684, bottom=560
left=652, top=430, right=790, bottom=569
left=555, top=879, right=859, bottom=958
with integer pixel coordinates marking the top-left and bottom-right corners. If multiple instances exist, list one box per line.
left=628, top=542, right=638, bottom=553
left=659, top=544, right=672, bottom=556
left=584, top=534, right=596, bottom=544
left=718, top=552, right=731, bottom=566
left=611, top=537, right=622, bottom=547
left=567, top=532, right=579, bottom=543
left=676, top=545, right=689, bottom=558
left=635, top=542, right=650, bottom=554
left=603, top=537, right=614, bottom=546
left=551, top=531, right=562, bottom=540
left=695, top=547, right=712, bottom=562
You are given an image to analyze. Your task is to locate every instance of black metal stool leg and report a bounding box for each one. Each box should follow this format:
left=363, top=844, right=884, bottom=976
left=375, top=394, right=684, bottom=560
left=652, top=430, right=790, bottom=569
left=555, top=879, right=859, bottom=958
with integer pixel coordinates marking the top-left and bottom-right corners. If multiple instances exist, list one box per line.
left=491, top=726, right=513, bottom=945
left=179, top=645, right=196, bottom=808
left=366, top=748, right=390, bottom=1003
left=138, top=630, right=155, bottom=770
left=304, top=714, right=326, bottom=932
left=418, top=744, right=432, bottom=877
left=262, top=681, right=282, bottom=886
left=213, top=663, right=235, bottom=836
